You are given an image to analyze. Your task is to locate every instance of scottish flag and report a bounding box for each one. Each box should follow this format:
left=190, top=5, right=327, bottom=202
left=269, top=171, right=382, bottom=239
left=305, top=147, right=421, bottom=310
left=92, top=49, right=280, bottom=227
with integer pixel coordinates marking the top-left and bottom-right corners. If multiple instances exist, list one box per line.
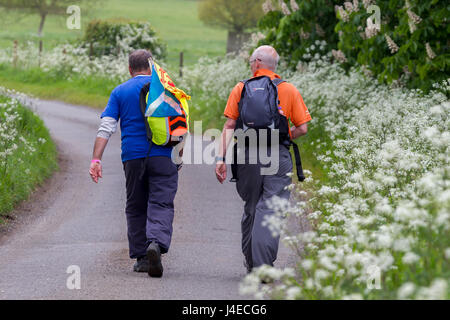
left=146, top=62, right=183, bottom=118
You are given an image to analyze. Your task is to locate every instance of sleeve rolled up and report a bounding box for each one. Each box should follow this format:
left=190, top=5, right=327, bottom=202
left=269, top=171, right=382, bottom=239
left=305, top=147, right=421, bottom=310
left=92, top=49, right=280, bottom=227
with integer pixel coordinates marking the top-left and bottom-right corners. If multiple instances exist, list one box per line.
left=97, top=116, right=118, bottom=139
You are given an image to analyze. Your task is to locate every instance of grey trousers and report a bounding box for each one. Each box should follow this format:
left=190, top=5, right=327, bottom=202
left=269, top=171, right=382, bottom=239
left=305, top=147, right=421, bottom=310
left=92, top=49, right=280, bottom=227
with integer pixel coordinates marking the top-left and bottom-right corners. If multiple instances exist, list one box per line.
left=236, top=145, right=293, bottom=269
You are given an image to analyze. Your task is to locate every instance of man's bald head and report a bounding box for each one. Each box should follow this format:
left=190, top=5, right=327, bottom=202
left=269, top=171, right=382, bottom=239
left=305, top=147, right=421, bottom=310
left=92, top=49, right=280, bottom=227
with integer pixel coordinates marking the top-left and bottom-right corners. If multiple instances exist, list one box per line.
left=250, top=45, right=280, bottom=72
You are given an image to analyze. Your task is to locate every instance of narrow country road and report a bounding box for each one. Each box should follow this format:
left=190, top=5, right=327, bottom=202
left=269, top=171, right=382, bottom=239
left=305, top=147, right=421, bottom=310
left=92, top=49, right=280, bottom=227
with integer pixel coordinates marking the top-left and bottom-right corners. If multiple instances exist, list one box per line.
left=0, top=99, right=293, bottom=299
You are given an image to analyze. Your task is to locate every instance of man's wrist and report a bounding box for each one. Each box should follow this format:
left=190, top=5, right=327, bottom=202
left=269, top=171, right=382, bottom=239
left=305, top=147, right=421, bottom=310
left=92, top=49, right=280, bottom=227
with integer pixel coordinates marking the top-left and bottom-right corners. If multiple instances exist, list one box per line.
left=91, top=159, right=101, bottom=164
left=215, top=156, right=225, bottom=163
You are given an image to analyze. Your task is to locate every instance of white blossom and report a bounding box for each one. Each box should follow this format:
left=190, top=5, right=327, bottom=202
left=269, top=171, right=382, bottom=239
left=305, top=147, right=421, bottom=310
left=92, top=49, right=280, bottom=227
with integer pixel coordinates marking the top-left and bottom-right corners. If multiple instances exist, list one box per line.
left=397, top=282, right=415, bottom=299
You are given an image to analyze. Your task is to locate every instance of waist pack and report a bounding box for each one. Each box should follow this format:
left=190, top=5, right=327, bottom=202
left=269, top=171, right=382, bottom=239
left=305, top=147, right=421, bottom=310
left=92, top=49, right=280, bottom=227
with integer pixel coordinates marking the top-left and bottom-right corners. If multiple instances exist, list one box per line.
left=230, top=76, right=305, bottom=182
left=139, top=60, right=190, bottom=147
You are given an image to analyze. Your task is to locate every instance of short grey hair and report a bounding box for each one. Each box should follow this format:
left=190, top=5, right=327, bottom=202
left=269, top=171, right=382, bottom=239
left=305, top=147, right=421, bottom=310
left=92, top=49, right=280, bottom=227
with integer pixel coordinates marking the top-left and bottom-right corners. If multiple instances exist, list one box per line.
left=128, top=49, right=152, bottom=72
left=251, top=45, right=280, bottom=71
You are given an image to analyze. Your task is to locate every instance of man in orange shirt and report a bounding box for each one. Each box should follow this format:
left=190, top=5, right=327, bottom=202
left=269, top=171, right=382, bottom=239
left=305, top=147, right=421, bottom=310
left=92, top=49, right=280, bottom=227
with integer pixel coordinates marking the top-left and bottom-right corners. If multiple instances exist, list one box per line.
left=215, top=45, right=311, bottom=273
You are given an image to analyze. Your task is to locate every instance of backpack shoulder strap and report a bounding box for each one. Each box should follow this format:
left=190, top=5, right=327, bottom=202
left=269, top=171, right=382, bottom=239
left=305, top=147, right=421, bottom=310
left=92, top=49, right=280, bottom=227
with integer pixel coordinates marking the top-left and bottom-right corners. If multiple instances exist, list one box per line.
left=239, top=78, right=248, bottom=93
left=139, top=82, right=153, bottom=143
left=291, top=142, right=305, bottom=182
left=272, top=78, right=285, bottom=86
left=238, top=79, right=249, bottom=114
left=232, top=79, right=248, bottom=182
left=139, top=83, right=149, bottom=113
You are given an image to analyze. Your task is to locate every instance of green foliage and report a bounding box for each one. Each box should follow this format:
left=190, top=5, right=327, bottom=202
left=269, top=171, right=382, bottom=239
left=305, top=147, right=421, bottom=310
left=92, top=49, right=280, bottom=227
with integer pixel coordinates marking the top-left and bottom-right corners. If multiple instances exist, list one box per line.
left=0, top=95, right=58, bottom=218
left=258, top=0, right=449, bottom=92
left=257, top=0, right=340, bottom=67
left=335, top=0, right=449, bottom=92
left=198, top=0, right=265, bottom=32
left=82, top=19, right=167, bottom=59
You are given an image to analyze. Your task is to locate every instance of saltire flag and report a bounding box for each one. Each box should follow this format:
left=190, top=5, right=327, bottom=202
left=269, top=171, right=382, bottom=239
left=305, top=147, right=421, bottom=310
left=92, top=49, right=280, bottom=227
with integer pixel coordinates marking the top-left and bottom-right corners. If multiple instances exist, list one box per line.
left=145, top=60, right=190, bottom=118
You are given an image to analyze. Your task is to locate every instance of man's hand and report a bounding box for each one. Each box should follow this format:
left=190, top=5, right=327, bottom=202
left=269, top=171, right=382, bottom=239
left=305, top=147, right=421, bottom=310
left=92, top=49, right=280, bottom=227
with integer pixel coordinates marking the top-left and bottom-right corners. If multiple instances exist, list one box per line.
left=215, top=162, right=227, bottom=184
left=90, top=137, right=108, bottom=183
left=89, top=161, right=103, bottom=183
left=215, top=118, right=236, bottom=184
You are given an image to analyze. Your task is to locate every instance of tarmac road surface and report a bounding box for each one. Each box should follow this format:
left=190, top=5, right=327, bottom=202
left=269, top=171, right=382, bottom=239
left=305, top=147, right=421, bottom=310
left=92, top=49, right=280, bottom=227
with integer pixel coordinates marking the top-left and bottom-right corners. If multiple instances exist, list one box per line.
left=0, top=99, right=294, bottom=299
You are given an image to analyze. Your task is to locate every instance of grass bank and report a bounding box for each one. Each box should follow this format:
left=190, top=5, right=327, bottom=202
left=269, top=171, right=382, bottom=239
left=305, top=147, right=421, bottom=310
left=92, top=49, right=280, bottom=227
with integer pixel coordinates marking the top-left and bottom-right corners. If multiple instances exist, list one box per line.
left=0, top=64, right=117, bottom=108
left=0, top=93, right=58, bottom=221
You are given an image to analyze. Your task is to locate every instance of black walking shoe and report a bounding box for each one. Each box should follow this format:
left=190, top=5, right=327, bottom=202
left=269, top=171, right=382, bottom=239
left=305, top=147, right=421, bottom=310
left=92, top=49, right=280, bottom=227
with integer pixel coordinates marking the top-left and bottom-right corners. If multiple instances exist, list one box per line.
left=133, top=256, right=149, bottom=273
left=146, top=242, right=163, bottom=278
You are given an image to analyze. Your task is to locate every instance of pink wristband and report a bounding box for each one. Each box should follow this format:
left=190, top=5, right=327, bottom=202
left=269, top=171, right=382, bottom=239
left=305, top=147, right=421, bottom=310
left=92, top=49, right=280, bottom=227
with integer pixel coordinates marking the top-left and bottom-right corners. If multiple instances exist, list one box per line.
left=91, top=159, right=101, bottom=164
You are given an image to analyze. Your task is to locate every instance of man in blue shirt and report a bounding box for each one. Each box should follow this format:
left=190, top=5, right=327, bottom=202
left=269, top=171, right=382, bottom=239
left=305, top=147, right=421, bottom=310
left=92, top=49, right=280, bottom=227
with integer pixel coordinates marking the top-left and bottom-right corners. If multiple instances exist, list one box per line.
left=89, top=50, right=178, bottom=278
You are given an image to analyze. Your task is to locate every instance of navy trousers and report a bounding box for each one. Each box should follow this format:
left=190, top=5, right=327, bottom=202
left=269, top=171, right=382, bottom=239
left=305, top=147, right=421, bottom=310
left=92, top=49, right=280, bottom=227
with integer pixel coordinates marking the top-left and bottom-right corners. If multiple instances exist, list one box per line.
left=123, top=157, right=178, bottom=258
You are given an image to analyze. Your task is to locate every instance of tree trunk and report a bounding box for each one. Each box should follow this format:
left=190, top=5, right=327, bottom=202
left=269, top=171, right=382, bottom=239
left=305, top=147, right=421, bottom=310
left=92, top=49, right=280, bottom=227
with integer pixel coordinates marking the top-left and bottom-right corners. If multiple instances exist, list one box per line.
left=226, top=31, right=251, bottom=53
left=38, top=12, right=47, bottom=37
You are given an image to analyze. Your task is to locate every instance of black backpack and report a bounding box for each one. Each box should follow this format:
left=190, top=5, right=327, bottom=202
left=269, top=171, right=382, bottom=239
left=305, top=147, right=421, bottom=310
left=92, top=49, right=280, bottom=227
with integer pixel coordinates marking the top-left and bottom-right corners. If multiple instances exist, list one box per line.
left=230, top=76, right=305, bottom=182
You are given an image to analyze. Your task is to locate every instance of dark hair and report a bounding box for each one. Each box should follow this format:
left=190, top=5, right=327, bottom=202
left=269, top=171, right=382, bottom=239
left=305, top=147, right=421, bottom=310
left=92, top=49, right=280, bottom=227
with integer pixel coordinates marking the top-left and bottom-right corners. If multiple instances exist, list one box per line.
left=128, top=49, right=152, bottom=73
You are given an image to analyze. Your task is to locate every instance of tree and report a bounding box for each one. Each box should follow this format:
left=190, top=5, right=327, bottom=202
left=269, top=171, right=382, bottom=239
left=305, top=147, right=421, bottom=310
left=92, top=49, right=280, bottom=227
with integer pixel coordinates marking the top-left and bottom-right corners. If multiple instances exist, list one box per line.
left=258, top=0, right=340, bottom=67
left=82, top=19, right=167, bottom=59
left=334, top=0, right=450, bottom=91
left=258, top=0, right=449, bottom=92
left=0, top=0, right=91, bottom=36
left=198, top=0, right=264, bottom=53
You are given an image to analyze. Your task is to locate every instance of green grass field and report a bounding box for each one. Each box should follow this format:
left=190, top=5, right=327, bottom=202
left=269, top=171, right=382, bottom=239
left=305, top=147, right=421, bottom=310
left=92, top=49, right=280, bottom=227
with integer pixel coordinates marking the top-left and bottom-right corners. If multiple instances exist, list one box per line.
left=0, top=0, right=227, bottom=68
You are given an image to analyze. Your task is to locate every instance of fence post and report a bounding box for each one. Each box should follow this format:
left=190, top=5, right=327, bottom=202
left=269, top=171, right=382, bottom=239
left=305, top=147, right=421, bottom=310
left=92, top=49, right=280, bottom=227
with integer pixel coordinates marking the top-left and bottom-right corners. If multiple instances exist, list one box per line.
left=89, top=42, right=93, bottom=59
left=13, top=40, right=18, bottom=68
left=179, top=51, right=184, bottom=78
left=38, top=40, right=43, bottom=68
